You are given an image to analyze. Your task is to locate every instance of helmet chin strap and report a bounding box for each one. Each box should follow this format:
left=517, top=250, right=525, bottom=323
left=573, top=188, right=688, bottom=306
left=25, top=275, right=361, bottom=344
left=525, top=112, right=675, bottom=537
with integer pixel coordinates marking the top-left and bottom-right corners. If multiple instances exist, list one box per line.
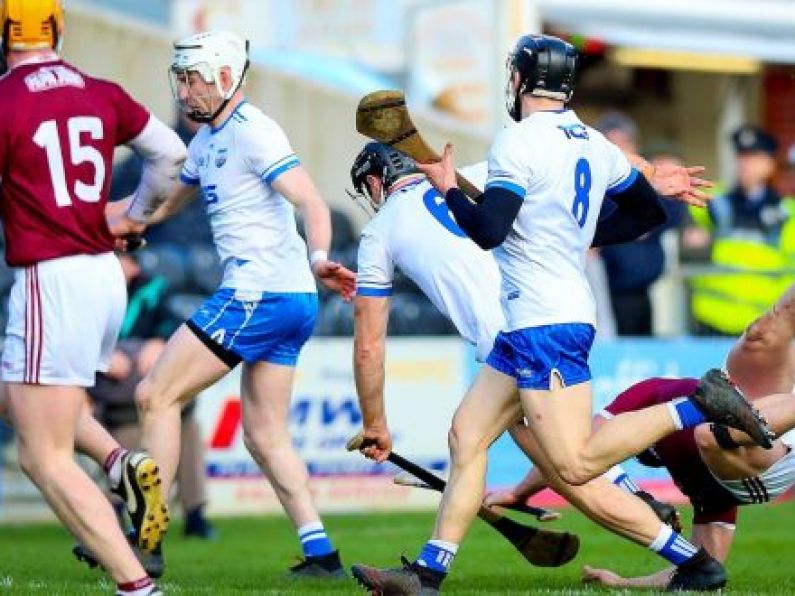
left=186, top=58, right=251, bottom=124
left=186, top=97, right=233, bottom=124
left=511, top=90, right=522, bottom=122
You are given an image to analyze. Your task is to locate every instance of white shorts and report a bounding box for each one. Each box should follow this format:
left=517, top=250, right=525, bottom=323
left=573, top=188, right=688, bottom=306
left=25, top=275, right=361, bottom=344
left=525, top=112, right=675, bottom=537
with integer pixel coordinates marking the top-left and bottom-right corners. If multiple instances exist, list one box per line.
left=1, top=253, right=126, bottom=387
left=716, top=444, right=795, bottom=504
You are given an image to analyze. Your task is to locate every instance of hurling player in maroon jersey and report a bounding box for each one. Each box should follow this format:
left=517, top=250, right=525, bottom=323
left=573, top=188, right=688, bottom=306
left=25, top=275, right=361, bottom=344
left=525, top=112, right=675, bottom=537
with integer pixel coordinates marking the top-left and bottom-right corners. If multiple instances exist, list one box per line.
left=486, top=282, right=795, bottom=588
left=0, top=2, right=185, bottom=594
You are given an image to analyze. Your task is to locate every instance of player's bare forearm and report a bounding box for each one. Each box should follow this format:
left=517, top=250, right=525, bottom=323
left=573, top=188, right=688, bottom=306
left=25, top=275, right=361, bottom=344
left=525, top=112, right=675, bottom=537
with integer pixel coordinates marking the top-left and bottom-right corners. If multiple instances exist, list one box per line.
left=627, top=153, right=655, bottom=180
left=274, top=166, right=331, bottom=253
left=353, top=296, right=390, bottom=430
left=514, top=467, right=548, bottom=499
left=625, top=151, right=712, bottom=207
left=583, top=565, right=674, bottom=588
left=301, top=196, right=332, bottom=254
left=507, top=426, right=550, bottom=498
left=142, top=182, right=198, bottom=225
left=355, top=346, right=387, bottom=429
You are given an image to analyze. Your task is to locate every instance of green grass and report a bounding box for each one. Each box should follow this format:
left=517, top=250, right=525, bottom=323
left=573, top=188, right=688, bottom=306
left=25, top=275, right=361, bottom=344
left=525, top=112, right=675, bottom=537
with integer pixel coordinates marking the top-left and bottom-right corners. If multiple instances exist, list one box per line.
left=0, top=503, right=793, bottom=594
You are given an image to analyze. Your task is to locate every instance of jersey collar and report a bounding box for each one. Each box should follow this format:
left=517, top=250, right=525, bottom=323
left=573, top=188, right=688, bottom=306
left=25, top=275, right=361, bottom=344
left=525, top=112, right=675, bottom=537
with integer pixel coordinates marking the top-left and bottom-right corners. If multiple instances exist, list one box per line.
left=9, top=53, right=61, bottom=70
left=211, top=100, right=248, bottom=134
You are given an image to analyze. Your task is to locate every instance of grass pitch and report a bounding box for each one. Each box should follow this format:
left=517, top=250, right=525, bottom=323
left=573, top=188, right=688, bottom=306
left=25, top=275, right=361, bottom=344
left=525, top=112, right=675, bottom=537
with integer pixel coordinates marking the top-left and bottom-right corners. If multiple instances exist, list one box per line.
left=0, top=503, right=793, bottom=594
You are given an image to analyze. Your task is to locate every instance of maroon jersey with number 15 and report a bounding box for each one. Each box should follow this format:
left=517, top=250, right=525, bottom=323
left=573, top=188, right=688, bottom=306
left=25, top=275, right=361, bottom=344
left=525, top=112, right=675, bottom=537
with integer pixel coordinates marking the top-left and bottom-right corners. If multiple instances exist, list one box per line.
left=0, top=59, right=150, bottom=267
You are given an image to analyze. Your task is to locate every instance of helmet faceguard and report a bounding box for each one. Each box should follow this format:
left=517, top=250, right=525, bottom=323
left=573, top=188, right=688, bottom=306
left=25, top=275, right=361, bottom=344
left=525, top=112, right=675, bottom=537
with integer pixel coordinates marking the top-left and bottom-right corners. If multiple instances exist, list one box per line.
left=347, top=142, right=419, bottom=215
left=1, top=0, right=64, bottom=56
left=505, top=34, right=577, bottom=122
left=169, top=31, right=250, bottom=124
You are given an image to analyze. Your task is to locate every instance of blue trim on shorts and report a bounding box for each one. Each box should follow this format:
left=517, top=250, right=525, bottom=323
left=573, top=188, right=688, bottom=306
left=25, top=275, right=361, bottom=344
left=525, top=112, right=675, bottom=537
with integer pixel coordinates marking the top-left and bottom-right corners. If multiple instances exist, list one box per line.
left=485, top=323, right=595, bottom=389
left=188, top=289, right=318, bottom=366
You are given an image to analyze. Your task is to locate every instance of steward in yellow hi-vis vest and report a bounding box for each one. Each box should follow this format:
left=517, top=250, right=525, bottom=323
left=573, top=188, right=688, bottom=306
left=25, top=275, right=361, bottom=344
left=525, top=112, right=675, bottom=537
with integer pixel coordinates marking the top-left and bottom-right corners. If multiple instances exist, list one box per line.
left=689, top=125, right=795, bottom=335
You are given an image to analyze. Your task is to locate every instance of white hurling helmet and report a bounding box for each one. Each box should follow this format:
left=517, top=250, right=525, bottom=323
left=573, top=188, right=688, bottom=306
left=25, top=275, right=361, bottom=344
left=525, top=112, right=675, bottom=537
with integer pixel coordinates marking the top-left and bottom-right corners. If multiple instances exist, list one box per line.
left=169, top=30, right=250, bottom=122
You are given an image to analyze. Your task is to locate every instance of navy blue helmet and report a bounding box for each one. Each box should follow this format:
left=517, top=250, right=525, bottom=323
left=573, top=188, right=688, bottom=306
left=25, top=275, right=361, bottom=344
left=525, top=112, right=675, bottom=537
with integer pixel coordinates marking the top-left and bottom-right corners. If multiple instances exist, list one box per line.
left=505, top=34, right=577, bottom=121
left=350, top=142, right=418, bottom=201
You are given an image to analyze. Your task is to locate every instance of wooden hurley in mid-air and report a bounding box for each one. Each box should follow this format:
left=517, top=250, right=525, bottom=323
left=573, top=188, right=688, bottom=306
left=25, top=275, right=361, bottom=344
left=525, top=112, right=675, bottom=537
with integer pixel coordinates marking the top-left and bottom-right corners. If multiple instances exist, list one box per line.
left=355, top=89, right=482, bottom=200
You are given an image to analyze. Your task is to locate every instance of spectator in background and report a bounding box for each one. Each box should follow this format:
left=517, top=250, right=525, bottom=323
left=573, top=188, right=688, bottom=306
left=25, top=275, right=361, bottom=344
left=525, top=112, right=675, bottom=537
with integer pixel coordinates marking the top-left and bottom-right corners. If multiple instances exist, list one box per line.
left=699, top=126, right=786, bottom=242
left=596, top=113, right=684, bottom=335
left=111, top=114, right=213, bottom=247
left=688, top=125, right=795, bottom=335
left=89, top=253, right=216, bottom=539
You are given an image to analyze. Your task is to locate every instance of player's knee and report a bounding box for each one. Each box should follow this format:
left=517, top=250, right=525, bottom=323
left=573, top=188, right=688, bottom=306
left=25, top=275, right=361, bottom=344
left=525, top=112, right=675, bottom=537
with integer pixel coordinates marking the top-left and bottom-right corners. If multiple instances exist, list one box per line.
left=555, top=458, right=595, bottom=486
left=134, top=378, right=166, bottom=414
left=134, top=378, right=152, bottom=413
left=16, top=448, right=36, bottom=480
left=16, top=447, right=53, bottom=485
left=447, top=419, right=483, bottom=464
left=241, top=429, right=264, bottom=461
left=134, top=377, right=178, bottom=414
left=242, top=424, right=285, bottom=462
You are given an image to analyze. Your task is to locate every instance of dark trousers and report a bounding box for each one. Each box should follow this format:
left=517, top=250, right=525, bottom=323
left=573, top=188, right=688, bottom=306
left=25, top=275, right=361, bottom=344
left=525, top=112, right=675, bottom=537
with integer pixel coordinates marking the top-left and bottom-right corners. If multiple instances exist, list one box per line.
left=610, top=287, right=653, bottom=336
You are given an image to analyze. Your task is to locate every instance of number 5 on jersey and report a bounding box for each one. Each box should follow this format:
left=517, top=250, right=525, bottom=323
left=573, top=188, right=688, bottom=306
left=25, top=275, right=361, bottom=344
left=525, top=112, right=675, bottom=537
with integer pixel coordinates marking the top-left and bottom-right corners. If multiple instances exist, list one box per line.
left=33, top=117, right=106, bottom=207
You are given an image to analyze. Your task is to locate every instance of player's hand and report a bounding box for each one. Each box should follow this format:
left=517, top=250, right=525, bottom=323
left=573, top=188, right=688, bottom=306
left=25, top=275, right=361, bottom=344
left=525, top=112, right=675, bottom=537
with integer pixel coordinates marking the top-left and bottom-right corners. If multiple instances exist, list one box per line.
left=360, top=425, right=393, bottom=463
left=312, top=260, right=356, bottom=302
left=650, top=164, right=714, bottom=208
left=482, top=489, right=520, bottom=509
left=106, top=350, right=133, bottom=381
left=582, top=565, right=627, bottom=587
left=105, top=197, right=132, bottom=220
left=417, top=143, right=458, bottom=195
left=107, top=207, right=148, bottom=251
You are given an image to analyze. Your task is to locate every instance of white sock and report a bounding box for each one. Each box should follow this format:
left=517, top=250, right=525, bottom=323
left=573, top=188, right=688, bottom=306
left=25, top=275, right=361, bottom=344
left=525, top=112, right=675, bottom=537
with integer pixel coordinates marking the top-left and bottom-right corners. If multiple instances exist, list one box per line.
left=428, top=539, right=459, bottom=555
left=604, top=464, right=641, bottom=494
left=106, top=448, right=128, bottom=490
left=667, top=400, right=685, bottom=430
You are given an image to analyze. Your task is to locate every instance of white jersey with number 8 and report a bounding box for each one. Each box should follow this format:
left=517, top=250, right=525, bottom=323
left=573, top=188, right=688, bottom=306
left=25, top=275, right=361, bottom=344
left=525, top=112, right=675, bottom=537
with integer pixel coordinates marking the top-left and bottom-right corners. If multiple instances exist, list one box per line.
left=485, top=110, right=636, bottom=331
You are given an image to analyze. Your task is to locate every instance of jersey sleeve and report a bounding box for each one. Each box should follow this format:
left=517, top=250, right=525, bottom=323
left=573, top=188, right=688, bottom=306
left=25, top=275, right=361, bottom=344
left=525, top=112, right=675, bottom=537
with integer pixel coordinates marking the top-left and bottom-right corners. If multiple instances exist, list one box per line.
left=108, top=82, right=150, bottom=145
left=180, top=140, right=201, bottom=186
left=239, top=115, right=301, bottom=187
left=356, top=225, right=394, bottom=297
left=604, top=141, right=639, bottom=197
left=485, top=126, right=531, bottom=199
left=458, top=161, right=489, bottom=192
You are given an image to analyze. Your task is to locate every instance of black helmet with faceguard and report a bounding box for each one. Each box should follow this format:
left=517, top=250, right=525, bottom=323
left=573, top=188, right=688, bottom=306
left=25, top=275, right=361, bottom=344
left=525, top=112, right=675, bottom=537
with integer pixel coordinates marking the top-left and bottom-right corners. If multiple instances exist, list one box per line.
left=505, top=34, right=577, bottom=122
left=348, top=142, right=418, bottom=213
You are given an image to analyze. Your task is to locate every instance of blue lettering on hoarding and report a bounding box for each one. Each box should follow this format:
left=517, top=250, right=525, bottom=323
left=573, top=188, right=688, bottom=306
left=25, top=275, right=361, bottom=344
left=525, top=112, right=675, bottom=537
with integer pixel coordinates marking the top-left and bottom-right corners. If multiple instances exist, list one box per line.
left=290, top=396, right=362, bottom=427
left=322, top=399, right=362, bottom=425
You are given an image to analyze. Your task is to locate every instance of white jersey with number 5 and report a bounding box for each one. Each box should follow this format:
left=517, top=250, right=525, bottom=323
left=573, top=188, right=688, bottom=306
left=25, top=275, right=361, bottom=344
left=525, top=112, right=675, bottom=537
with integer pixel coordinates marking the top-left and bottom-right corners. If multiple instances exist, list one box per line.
left=485, top=109, right=636, bottom=331
left=356, top=163, right=504, bottom=360
left=181, top=101, right=315, bottom=293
